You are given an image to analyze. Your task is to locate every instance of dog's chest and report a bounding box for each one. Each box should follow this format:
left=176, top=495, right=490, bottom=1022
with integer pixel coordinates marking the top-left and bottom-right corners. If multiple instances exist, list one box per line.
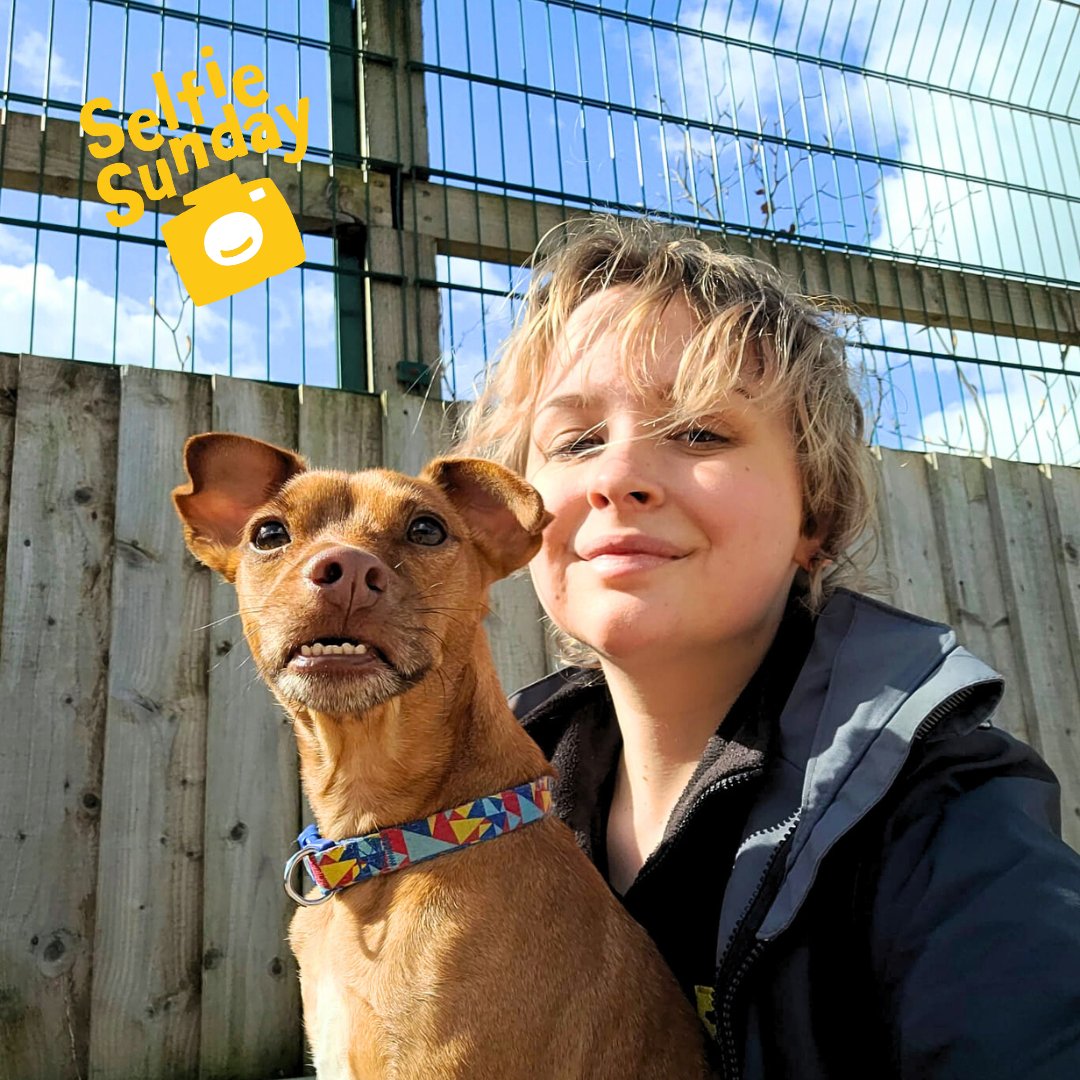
left=308, top=988, right=365, bottom=1080
left=292, top=886, right=442, bottom=1077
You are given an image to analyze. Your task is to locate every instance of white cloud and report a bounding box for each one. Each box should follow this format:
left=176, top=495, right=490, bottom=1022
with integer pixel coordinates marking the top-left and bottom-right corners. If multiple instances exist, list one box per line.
left=919, top=370, right=1080, bottom=465
left=15, top=29, right=82, bottom=94
left=0, top=240, right=337, bottom=385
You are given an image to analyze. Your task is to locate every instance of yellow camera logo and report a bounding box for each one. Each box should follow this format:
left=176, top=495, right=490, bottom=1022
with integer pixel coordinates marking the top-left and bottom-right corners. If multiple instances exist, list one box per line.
left=161, top=174, right=305, bottom=306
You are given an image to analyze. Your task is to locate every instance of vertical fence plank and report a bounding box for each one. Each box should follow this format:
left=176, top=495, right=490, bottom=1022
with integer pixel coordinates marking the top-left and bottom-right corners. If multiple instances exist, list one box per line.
left=1042, top=464, right=1080, bottom=847
left=0, top=355, right=119, bottom=1080
left=380, top=387, right=452, bottom=476
left=87, top=368, right=212, bottom=1079
left=1045, top=466, right=1080, bottom=665
left=486, top=571, right=549, bottom=697
left=927, top=454, right=1032, bottom=744
left=199, top=377, right=303, bottom=1080
left=0, top=354, right=18, bottom=623
left=297, top=385, right=382, bottom=471
left=988, top=459, right=1080, bottom=851
left=875, top=450, right=951, bottom=623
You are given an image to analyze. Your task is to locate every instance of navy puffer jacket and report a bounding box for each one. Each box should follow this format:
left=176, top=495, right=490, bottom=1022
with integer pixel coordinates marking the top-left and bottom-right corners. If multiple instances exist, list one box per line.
left=510, top=589, right=1080, bottom=1078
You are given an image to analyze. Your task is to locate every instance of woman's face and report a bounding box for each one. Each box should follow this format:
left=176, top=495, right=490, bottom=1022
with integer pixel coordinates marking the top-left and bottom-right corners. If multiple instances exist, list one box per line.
left=524, top=287, right=820, bottom=665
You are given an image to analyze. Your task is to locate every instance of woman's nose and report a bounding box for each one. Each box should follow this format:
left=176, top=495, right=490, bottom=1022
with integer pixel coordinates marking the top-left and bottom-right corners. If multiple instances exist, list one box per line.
left=584, top=436, right=665, bottom=511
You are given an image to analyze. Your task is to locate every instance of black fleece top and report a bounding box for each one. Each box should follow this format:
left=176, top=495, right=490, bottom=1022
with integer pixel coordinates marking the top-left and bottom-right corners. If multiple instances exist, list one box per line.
left=515, top=594, right=818, bottom=1007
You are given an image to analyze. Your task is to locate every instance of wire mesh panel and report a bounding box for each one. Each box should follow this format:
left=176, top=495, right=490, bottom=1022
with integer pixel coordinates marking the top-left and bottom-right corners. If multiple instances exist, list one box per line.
left=423, top=0, right=1080, bottom=465
left=0, top=0, right=372, bottom=389
left=1, top=0, right=1077, bottom=457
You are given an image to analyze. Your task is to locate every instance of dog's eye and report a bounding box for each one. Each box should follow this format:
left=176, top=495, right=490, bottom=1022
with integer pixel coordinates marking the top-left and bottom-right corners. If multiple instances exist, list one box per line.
left=252, top=520, right=290, bottom=550
left=406, top=515, right=447, bottom=546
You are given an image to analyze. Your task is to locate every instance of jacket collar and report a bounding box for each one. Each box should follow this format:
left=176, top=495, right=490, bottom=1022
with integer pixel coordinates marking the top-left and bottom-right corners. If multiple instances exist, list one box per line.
left=511, top=595, right=818, bottom=861
left=715, top=588, right=1004, bottom=962
left=508, top=589, right=1005, bottom=962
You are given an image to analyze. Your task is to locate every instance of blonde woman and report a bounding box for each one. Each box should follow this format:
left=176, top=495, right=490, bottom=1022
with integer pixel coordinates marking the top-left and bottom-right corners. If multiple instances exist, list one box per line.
left=455, top=218, right=1080, bottom=1078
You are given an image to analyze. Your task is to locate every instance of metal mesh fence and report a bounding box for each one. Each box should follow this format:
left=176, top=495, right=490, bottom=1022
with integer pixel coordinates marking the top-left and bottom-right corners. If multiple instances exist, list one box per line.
left=428, top=0, right=1080, bottom=464
left=0, top=0, right=1077, bottom=463
left=0, top=0, right=372, bottom=388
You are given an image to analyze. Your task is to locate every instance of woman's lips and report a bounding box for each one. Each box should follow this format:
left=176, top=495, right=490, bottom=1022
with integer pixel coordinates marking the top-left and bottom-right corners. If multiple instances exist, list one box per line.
left=584, top=551, right=679, bottom=577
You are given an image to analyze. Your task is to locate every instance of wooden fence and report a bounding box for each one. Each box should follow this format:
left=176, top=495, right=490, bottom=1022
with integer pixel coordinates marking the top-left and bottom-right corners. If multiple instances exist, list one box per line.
left=0, top=352, right=1078, bottom=1080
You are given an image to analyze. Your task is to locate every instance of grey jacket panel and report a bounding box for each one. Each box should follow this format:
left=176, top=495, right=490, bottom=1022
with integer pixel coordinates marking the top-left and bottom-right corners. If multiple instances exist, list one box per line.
left=716, top=590, right=1003, bottom=964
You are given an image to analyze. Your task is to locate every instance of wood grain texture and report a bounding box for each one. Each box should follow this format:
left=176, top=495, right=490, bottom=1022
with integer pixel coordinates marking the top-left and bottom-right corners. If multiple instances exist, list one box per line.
left=297, top=385, right=382, bottom=472
left=987, top=458, right=1080, bottom=850
left=379, top=387, right=453, bottom=476
left=359, top=0, right=428, bottom=173
left=87, top=367, right=212, bottom=1079
left=486, top=569, right=549, bottom=700
left=927, top=453, right=1032, bottom=743
left=1046, top=465, right=1080, bottom=675
left=199, top=377, right=303, bottom=1080
left=1041, top=464, right=1080, bottom=846
left=0, top=355, right=119, bottom=1080
left=873, top=450, right=951, bottom=623
left=367, top=225, right=441, bottom=400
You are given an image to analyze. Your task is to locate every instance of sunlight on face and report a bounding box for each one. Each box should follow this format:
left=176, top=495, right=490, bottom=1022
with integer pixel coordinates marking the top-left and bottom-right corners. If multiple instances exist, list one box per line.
left=524, top=287, right=819, bottom=665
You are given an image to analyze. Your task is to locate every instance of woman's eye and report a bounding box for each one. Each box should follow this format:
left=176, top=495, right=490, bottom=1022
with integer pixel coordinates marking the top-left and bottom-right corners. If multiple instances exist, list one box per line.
left=407, top=515, right=448, bottom=546
left=674, top=426, right=729, bottom=446
left=252, top=520, right=290, bottom=550
left=549, top=435, right=602, bottom=458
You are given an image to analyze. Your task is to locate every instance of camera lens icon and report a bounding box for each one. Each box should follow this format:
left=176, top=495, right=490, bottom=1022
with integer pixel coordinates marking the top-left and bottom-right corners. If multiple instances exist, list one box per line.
left=204, top=211, right=265, bottom=267
left=162, top=174, right=306, bottom=306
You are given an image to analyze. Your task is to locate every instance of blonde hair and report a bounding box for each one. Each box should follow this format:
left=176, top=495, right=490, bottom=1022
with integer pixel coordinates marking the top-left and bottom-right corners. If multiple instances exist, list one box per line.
left=454, top=216, right=879, bottom=666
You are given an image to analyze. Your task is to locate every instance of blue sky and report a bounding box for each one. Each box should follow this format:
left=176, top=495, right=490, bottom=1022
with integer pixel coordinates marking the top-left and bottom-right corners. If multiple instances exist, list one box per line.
left=0, top=0, right=1077, bottom=462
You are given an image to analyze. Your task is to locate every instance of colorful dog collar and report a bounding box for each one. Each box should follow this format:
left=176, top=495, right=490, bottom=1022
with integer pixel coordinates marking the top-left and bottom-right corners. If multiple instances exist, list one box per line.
left=283, top=775, right=554, bottom=906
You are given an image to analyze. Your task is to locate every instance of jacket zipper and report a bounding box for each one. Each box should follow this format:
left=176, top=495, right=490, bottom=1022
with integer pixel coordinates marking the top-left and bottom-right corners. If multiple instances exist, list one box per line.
left=911, top=685, right=982, bottom=742
left=715, top=681, right=989, bottom=1077
left=716, top=818, right=798, bottom=1079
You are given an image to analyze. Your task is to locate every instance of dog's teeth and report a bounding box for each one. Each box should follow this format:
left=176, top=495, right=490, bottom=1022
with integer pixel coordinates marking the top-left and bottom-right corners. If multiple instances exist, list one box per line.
left=341, top=643, right=355, bottom=655
left=300, top=645, right=312, bottom=657
left=355, top=643, right=367, bottom=654
left=331, top=645, right=346, bottom=655
left=310, top=643, right=325, bottom=656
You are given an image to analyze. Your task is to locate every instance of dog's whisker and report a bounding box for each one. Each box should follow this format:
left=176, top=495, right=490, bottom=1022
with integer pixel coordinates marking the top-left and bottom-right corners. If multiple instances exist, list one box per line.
left=192, top=603, right=276, bottom=633
left=412, top=609, right=468, bottom=630
left=193, top=610, right=247, bottom=632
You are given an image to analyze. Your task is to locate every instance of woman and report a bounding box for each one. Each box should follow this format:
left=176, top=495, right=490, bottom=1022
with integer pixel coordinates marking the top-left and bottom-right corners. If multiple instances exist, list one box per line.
left=454, top=217, right=1080, bottom=1078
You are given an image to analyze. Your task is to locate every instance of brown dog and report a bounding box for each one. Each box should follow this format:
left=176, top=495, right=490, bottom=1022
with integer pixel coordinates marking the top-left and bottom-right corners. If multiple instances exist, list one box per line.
left=173, top=432, right=708, bottom=1079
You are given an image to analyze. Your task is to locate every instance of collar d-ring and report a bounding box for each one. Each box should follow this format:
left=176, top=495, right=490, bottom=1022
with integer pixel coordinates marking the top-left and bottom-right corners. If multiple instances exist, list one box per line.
left=283, top=846, right=335, bottom=906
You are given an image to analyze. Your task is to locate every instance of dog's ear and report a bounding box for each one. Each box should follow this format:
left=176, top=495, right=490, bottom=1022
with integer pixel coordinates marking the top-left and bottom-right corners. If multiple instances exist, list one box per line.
left=421, top=457, right=553, bottom=582
left=173, top=433, right=307, bottom=581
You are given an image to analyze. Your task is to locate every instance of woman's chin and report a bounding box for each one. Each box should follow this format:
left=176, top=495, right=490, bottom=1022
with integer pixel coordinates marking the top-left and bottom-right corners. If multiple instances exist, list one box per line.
left=573, top=622, right=681, bottom=664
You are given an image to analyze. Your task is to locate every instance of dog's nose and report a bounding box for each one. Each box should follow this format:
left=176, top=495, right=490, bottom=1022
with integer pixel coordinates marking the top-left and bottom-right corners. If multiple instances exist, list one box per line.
left=303, top=545, right=389, bottom=607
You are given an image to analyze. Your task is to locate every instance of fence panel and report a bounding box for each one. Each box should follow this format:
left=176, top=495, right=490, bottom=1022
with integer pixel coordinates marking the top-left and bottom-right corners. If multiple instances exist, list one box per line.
left=0, top=355, right=119, bottom=1080
left=0, top=355, right=17, bottom=620
left=928, top=453, right=1033, bottom=745
left=88, top=367, right=212, bottom=1079
left=198, top=377, right=304, bottom=1080
left=1, top=352, right=1078, bottom=1078
left=874, top=450, right=951, bottom=624
left=988, top=459, right=1080, bottom=851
